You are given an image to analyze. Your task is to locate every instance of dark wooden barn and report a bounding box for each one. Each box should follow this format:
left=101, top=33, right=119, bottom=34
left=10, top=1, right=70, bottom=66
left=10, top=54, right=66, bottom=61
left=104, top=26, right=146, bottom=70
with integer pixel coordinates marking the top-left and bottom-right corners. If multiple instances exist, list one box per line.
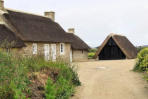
left=94, top=33, right=137, bottom=60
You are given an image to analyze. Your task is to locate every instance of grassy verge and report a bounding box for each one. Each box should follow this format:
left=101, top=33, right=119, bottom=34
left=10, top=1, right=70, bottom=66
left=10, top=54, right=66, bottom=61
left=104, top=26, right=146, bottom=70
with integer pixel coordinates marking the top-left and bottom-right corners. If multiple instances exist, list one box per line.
left=0, top=51, right=80, bottom=99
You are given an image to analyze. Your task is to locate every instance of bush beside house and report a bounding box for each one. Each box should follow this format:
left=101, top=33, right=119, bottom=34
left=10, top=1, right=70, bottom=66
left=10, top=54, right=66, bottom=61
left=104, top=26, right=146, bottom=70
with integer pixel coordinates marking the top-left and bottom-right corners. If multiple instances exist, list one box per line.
left=0, top=51, right=80, bottom=99
left=133, top=48, right=148, bottom=81
left=137, top=45, right=148, bottom=52
left=88, top=48, right=97, bottom=59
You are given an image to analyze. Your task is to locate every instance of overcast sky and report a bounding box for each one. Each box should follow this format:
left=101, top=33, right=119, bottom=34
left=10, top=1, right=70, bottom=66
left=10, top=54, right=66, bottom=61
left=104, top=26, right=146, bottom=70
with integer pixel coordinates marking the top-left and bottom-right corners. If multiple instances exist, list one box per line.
left=5, top=0, right=148, bottom=47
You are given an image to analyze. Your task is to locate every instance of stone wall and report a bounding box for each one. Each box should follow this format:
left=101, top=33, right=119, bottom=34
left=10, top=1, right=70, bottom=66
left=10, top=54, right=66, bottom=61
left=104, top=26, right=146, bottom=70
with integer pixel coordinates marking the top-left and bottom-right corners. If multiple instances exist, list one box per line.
left=56, top=43, right=71, bottom=62
left=11, top=42, right=71, bottom=62
left=72, top=50, right=88, bottom=62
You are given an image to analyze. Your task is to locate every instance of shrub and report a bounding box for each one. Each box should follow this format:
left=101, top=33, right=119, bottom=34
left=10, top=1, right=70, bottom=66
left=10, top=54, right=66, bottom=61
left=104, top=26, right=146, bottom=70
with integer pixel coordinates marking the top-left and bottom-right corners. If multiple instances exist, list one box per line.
left=45, top=78, right=56, bottom=99
left=88, top=48, right=97, bottom=59
left=69, top=67, right=81, bottom=86
left=88, top=52, right=95, bottom=59
left=89, top=48, right=97, bottom=53
left=56, top=76, right=74, bottom=99
left=133, top=48, right=148, bottom=71
left=140, top=54, right=148, bottom=71
left=0, top=51, right=30, bottom=99
left=47, top=61, right=81, bottom=86
left=45, top=62, right=80, bottom=99
left=0, top=51, right=80, bottom=99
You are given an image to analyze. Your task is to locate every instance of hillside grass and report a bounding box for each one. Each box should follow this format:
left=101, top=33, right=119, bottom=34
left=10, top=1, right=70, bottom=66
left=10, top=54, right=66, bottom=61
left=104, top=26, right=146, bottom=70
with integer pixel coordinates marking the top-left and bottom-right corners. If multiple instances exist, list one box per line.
left=0, top=51, right=80, bottom=99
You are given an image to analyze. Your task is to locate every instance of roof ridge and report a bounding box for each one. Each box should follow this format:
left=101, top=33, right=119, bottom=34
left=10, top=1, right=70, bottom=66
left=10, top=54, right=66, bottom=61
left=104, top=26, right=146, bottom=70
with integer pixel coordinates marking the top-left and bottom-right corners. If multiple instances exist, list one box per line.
left=109, top=33, right=124, bottom=37
left=6, top=8, right=48, bottom=18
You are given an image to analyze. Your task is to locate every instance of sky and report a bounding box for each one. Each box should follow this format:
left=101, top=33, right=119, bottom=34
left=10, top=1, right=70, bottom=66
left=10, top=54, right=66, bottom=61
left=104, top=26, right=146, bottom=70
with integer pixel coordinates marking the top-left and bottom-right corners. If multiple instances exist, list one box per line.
left=5, top=0, right=148, bottom=47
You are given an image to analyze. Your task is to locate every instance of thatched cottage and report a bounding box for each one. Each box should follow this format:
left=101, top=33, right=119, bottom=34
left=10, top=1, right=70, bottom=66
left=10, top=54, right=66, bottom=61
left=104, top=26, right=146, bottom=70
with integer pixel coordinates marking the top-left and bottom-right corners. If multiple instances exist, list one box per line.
left=0, top=0, right=90, bottom=62
left=66, top=28, right=90, bottom=62
left=94, top=33, right=137, bottom=60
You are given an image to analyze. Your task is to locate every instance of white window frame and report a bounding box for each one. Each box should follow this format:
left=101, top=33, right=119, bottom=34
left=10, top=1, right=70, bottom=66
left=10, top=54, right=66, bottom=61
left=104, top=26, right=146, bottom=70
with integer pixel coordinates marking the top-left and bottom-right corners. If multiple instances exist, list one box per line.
left=32, top=43, right=37, bottom=54
left=44, top=44, right=50, bottom=61
left=60, top=43, right=65, bottom=55
left=51, top=44, right=57, bottom=61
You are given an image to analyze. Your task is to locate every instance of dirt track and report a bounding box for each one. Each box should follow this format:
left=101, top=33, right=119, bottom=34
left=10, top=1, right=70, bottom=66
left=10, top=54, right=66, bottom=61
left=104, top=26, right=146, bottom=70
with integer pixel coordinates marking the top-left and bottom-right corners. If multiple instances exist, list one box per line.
left=72, top=60, right=148, bottom=99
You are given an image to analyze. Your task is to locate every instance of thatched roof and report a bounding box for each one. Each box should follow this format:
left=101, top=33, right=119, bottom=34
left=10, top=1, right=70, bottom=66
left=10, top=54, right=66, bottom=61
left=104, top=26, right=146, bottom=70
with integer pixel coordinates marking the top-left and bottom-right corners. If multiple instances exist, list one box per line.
left=3, top=9, right=70, bottom=43
left=0, top=9, right=90, bottom=49
left=0, top=24, right=25, bottom=48
left=66, top=33, right=90, bottom=51
left=94, top=33, right=138, bottom=59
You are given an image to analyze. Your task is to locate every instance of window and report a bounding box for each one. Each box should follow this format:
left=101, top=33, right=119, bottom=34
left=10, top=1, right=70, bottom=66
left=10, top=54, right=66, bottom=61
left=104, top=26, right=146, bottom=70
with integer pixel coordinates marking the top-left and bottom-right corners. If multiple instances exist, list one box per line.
left=44, top=44, right=50, bottom=60
left=82, top=50, right=84, bottom=54
left=32, top=43, right=37, bottom=54
left=60, top=43, right=65, bottom=55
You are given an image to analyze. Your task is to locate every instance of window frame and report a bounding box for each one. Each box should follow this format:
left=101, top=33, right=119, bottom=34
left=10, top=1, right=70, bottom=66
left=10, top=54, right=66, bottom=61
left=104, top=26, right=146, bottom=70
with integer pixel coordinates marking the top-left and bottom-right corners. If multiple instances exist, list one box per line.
left=32, top=43, right=37, bottom=55
left=82, top=50, right=84, bottom=54
left=60, top=43, right=65, bottom=55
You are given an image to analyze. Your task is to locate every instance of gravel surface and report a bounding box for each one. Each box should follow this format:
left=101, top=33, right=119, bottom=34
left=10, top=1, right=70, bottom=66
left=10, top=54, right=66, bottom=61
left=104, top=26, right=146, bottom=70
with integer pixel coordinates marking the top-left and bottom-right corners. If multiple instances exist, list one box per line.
left=72, top=60, right=148, bottom=99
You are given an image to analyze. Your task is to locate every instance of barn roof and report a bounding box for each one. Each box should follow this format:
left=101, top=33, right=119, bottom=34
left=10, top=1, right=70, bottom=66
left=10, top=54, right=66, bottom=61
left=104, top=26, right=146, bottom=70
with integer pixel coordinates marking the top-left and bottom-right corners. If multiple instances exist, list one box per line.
left=0, top=24, right=25, bottom=48
left=94, top=33, right=138, bottom=59
left=66, top=33, right=90, bottom=51
left=3, top=9, right=70, bottom=43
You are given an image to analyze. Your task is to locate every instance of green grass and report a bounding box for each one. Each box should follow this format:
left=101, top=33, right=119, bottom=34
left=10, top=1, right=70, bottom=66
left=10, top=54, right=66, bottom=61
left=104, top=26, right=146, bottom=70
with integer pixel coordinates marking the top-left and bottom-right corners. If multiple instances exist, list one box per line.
left=0, top=51, right=80, bottom=99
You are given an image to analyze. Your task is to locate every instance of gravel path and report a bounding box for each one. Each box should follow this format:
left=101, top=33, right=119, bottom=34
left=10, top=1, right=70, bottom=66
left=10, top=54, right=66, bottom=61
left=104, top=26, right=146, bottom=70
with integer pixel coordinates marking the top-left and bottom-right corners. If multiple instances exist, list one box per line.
left=72, top=60, right=148, bottom=99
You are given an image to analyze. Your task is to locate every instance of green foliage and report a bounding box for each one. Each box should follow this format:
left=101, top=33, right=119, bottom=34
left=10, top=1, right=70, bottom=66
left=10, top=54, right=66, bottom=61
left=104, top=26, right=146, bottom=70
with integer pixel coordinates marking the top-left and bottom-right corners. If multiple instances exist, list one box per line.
left=0, top=51, right=80, bottom=99
left=69, top=66, right=81, bottom=86
left=88, top=48, right=97, bottom=59
left=137, top=46, right=148, bottom=53
left=89, top=48, right=97, bottom=53
left=133, top=48, right=148, bottom=71
left=134, top=47, right=148, bottom=82
left=45, top=63, right=80, bottom=99
left=56, top=76, right=74, bottom=99
left=88, top=52, right=95, bottom=59
left=43, top=61, right=80, bottom=99
left=10, top=82, right=26, bottom=99
left=45, top=78, right=56, bottom=99
left=144, top=72, right=148, bottom=81
left=46, top=61, right=81, bottom=86
left=0, top=51, right=29, bottom=99
left=0, top=85, right=14, bottom=99
left=45, top=76, right=75, bottom=99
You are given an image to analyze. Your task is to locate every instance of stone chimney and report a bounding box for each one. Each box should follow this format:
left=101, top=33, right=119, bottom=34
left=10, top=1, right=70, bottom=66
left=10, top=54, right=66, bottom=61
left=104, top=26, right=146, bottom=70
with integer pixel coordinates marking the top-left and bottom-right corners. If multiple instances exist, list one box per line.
left=44, top=11, right=55, bottom=21
left=0, top=0, right=4, bottom=10
left=68, top=28, right=75, bottom=33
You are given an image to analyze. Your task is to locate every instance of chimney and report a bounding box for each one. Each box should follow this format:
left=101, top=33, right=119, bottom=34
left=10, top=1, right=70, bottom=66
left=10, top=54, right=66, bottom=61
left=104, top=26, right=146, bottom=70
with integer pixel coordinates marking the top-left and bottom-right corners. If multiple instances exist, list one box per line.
left=44, top=11, right=55, bottom=21
left=68, top=28, right=75, bottom=34
left=0, top=0, right=4, bottom=10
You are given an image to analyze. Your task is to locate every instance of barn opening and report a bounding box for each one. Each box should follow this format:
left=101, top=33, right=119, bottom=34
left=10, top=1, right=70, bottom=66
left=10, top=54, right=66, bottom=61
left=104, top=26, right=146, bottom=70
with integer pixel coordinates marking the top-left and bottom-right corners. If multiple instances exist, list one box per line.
left=99, top=37, right=126, bottom=60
